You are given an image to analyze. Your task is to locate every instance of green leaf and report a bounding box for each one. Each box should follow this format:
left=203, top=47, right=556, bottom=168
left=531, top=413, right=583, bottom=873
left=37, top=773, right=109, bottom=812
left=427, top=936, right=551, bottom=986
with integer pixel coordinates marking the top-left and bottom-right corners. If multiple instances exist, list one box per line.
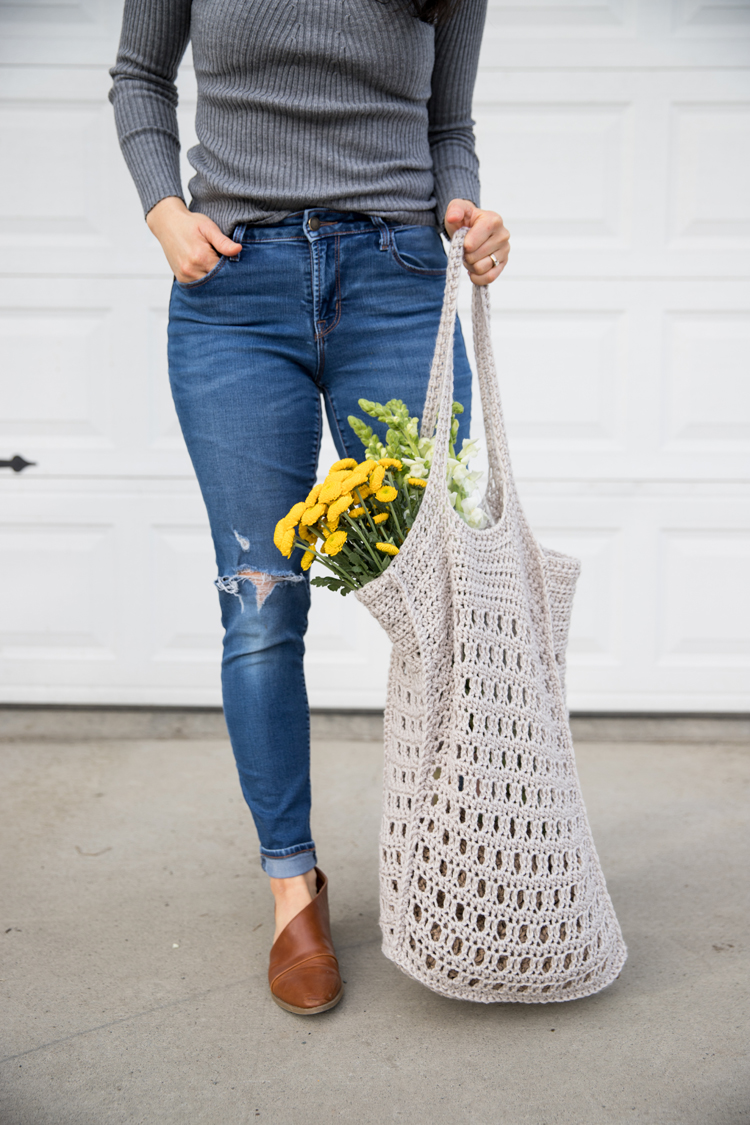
left=311, top=575, right=352, bottom=596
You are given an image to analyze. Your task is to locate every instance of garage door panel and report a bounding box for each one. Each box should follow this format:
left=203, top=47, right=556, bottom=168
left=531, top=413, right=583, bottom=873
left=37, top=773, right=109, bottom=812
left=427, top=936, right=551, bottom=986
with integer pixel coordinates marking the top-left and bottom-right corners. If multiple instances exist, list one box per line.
left=486, top=0, right=636, bottom=36
left=670, top=0, right=750, bottom=35
left=149, top=525, right=223, bottom=665
left=0, top=278, right=188, bottom=476
left=0, top=521, right=117, bottom=662
left=658, top=529, right=750, bottom=664
left=473, top=279, right=750, bottom=481
left=0, top=306, right=115, bottom=452
left=661, top=311, right=750, bottom=451
left=488, top=309, right=627, bottom=450
left=534, top=526, right=624, bottom=668
left=475, top=102, right=632, bottom=247
left=668, top=103, right=750, bottom=246
left=475, top=68, right=750, bottom=278
left=525, top=489, right=750, bottom=709
left=0, top=96, right=113, bottom=251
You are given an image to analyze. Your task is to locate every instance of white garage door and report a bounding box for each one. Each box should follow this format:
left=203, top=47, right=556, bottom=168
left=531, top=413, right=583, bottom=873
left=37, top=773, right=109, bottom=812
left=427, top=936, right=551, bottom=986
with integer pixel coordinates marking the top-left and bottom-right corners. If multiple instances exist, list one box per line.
left=1, top=0, right=748, bottom=711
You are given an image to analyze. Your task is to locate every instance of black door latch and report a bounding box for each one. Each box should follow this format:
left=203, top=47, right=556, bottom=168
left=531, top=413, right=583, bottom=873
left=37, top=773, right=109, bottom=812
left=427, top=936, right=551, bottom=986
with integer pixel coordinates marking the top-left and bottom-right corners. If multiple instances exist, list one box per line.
left=0, top=455, right=36, bottom=473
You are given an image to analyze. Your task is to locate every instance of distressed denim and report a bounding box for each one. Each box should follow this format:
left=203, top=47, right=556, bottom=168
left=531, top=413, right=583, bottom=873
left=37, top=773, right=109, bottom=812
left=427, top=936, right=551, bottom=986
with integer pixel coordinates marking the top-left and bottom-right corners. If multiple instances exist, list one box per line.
left=168, top=209, right=472, bottom=877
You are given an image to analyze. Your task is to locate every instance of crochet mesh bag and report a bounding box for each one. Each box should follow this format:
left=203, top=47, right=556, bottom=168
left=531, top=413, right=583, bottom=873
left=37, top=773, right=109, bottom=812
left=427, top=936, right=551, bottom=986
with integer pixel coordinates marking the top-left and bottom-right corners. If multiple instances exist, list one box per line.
left=356, top=230, right=627, bottom=1003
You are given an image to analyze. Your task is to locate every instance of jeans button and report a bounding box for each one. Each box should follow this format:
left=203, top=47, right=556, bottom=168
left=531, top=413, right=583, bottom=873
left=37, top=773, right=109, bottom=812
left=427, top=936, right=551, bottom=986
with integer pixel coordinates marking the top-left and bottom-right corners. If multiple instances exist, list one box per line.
left=308, top=216, right=321, bottom=232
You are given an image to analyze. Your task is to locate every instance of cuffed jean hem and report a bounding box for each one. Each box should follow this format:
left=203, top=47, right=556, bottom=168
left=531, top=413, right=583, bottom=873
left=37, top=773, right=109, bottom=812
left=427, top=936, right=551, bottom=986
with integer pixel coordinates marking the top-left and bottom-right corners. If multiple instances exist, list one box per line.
left=260, top=846, right=317, bottom=878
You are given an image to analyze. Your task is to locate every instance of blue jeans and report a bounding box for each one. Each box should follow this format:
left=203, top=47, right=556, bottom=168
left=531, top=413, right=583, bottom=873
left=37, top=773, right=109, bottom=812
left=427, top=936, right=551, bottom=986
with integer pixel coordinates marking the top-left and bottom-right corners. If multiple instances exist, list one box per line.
left=168, top=210, right=472, bottom=878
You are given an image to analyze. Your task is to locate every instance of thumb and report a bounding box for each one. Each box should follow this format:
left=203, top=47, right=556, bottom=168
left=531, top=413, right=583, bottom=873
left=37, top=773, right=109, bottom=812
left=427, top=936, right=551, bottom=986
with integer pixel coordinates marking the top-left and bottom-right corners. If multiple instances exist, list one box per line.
left=200, top=218, right=242, bottom=256
left=443, top=198, right=475, bottom=237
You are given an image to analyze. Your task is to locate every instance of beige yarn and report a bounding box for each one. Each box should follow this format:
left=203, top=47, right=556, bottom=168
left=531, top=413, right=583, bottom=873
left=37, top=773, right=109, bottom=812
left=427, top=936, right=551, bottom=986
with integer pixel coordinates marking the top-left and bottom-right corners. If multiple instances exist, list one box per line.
left=356, top=230, right=627, bottom=1003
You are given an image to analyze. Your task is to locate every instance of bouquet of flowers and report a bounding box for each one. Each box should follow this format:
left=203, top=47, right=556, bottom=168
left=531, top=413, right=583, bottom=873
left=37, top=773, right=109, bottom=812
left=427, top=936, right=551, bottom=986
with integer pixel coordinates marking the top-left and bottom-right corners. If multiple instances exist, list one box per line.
left=273, top=398, right=489, bottom=595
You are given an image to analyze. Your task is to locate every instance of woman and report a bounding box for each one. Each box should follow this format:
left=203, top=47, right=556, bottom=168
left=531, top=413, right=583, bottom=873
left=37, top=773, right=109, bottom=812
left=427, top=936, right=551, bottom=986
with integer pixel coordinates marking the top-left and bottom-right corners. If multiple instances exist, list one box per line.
left=110, top=0, right=509, bottom=1015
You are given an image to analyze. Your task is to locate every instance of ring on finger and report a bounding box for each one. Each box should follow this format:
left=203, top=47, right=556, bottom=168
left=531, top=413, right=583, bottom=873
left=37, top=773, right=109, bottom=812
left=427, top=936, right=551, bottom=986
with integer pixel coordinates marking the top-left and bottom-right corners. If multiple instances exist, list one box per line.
left=490, top=253, right=500, bottom=269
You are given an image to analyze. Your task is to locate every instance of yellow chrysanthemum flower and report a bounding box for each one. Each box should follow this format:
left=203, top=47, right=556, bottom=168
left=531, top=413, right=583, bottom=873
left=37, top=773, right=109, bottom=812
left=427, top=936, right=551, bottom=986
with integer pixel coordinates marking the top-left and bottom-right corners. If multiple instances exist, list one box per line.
left=369, top=464, right=386, bottom=491
left=298, top=525, right=318, bottom=544
left=323, top=530, right=348, bottom=556
left=378, top=458, right=403, bottom=470
left=283, top=501, right=307, bottom=527
left=376, top=542, right=399, bottom=556
left=280, top=526, right=296, bottom=558
left=349, top=506, right=366, bottom=518
left=375, top=485, right=397, bottom=502
left=301, top=549, right=316, bottom=571
left=407, top=477, right=427, bottom=488
left=327, top=493, right=354, bottom=521
left=327, top=515, right=340, bottom=532
left=328, top=458, right=357, bottom=472
left=319, top=474, right=349, bottom=504
left=354, top=484, right=372, bottom=501
left=373, top=512, right=389, bottom=524
left=301, top=502, right=327, bottom=525
left=340, top=469, right=370, bottom=492
left=273, top=517, right=288, bottom=550
left=357, top=459, right=377, bottom=472
left=305, top=482, right=323, bottom=506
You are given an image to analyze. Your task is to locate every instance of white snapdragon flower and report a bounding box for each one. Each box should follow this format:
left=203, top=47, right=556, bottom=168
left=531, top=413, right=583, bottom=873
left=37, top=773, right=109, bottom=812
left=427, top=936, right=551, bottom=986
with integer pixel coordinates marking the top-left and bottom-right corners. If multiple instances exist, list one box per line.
left=459, top=494, right=490, bottom=529
left=458, top=438, right=481, bottom=463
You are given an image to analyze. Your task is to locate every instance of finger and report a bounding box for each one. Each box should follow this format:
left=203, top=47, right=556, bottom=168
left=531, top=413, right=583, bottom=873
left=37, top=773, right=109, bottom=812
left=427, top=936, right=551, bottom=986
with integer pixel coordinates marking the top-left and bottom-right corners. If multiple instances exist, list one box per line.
left=214, top=232, right=242, bottom=256
left=469, top=255, right=497, bottom=277
left=463, top=224, right=510, bottom=265
left=463, top=212, right=502, bottom=256
left=175, top=245, right=221, bottom=282
left=467, top=257, right=506, bottom=286
left=198, top=218, right=242, bottom=256
left=470, top=241, right=510, bottom=274
left=444, top=199, right=476, bottom=237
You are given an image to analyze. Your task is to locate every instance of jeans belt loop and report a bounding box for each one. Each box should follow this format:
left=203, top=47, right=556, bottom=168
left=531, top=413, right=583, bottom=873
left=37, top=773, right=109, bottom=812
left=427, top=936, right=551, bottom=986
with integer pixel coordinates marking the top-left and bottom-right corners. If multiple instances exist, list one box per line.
left=370, top=215, right=391, bottom=252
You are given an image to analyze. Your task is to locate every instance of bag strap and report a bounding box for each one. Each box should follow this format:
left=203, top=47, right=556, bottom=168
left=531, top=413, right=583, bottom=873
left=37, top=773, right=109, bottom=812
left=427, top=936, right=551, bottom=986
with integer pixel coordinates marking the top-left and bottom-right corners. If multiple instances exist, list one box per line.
left=421, top=228, right=516, bottom=505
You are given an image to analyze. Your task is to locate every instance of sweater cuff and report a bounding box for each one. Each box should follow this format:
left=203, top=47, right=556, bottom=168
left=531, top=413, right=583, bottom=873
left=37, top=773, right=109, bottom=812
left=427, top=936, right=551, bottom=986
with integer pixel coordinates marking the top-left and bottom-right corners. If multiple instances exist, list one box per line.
left=119, top=128, right=185, bottom=219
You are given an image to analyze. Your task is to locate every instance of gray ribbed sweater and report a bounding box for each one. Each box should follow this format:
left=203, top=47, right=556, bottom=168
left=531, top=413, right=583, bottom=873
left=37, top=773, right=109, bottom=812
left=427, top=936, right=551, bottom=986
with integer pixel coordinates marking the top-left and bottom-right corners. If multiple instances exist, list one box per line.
left=109, top=0, right=486, bottom=234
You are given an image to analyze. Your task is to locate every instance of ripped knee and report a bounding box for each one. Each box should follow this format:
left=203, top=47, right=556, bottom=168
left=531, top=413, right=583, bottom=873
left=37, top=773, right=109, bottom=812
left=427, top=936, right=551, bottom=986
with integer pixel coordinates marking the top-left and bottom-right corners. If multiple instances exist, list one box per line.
left=215, top=568, right=304, bottom=611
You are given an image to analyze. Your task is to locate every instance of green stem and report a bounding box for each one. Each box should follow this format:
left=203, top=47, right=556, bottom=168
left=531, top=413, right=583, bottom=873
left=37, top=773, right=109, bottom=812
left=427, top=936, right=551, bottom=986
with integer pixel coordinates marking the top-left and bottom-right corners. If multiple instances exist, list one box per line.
left=293, top=537, right=358, bottom=589
left=384, top=473, right=405, bottom=541
left=353, top=487, right=387, bottom=543
left=342, top=512, right=385, bottom=572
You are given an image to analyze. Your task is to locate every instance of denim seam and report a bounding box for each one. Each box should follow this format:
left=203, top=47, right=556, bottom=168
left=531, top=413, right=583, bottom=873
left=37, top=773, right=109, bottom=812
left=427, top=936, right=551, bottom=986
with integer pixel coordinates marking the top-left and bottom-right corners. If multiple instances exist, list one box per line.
left=317, top=234, right=343, bottom=339
left=259, top=844, right=316, bottom=858
left=321, top=384, right=353, bottom=460
left=175, top=254, right=230, bottom=289
left=388, top=241, right=446, bottom=277
left=247, top=230, right=368, bottom=245
left=240, top=224, right=415, bottom=247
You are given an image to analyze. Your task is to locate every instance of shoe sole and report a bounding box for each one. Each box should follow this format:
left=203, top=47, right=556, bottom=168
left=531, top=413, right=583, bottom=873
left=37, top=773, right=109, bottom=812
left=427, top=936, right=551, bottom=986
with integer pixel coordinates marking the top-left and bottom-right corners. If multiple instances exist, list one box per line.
left=271, top=986, right=344, bottom=1016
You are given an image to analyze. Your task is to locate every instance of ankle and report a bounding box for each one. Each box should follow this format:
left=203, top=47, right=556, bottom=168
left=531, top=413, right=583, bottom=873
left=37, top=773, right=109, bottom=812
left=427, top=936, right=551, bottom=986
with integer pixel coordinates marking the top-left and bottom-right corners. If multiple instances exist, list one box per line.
left=270, top=869, right=317, bottom=901
left=270, top=869, right=318, bottom=944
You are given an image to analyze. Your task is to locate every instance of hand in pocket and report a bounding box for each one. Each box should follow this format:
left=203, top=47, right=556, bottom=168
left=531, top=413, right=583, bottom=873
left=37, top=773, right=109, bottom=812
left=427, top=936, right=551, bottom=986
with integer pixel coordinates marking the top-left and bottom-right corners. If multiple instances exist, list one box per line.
left=146, top=195, right=241, bottom=283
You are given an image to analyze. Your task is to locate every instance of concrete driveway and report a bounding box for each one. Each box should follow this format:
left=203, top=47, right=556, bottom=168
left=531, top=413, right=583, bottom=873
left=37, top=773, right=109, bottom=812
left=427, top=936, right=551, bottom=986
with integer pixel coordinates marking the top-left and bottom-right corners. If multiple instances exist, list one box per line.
left=1, top=714, right=748, bottom=1124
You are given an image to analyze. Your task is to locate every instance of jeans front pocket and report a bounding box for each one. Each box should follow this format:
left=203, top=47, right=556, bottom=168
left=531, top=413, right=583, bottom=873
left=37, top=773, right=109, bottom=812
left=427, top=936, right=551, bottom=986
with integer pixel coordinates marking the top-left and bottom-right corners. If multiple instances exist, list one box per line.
left=174, top=254, right=229, bottom=290
left=389, top=226, right=447, bottom=276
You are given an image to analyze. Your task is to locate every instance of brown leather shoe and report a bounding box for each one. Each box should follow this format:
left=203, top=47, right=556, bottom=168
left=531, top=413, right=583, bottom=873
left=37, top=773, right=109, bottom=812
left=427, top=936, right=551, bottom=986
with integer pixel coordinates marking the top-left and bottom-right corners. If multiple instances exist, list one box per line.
left=268, top=868, right=343, bottom=1015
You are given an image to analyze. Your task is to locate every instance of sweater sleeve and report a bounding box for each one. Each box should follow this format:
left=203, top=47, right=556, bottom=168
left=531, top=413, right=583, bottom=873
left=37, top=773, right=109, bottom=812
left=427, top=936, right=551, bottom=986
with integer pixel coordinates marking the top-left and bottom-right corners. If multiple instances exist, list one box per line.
left=428, top=0, right=487, bottom=230
left=109, top=0, right=192, bottom=218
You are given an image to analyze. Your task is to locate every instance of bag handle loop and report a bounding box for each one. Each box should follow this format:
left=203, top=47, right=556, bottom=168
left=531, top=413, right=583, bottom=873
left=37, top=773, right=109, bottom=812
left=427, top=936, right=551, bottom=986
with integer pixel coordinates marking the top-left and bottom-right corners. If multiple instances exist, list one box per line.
left=420, top=228, right=516, bottom=512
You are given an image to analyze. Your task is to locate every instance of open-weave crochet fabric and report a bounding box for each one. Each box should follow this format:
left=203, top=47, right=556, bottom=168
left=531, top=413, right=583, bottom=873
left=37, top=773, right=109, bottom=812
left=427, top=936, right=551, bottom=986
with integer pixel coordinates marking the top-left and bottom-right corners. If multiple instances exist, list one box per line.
left=356, top=230, right=626, bottom=1003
